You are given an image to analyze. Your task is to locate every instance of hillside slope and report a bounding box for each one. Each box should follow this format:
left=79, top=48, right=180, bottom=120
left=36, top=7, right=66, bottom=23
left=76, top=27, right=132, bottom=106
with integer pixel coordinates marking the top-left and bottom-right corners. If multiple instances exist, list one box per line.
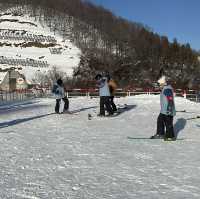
left=0, top=11, right=81, bottom=83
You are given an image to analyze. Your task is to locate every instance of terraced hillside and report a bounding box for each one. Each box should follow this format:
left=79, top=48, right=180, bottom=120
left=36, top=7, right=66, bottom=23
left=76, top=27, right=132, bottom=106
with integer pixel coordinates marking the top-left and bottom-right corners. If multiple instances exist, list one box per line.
left=0, top=10, right=81, bottom=83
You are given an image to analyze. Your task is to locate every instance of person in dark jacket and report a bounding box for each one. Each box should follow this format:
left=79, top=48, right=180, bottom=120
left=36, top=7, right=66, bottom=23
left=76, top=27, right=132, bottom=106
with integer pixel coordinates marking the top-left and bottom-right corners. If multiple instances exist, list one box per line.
left=95, top=74, right=113, bottom=116
left=107, top=74, right=117, bottom=112
left=151, top=76, right=176, bottom=141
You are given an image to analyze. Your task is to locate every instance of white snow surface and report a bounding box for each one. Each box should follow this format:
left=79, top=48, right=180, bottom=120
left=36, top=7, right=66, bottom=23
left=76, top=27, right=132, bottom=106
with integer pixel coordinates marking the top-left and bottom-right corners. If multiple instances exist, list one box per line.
left=0, top=95, right=200, bottom=198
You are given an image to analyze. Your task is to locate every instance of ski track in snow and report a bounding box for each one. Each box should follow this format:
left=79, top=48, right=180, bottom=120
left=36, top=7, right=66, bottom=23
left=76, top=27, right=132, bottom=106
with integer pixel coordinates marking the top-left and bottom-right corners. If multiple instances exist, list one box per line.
left=0, top=95, right=200, bottom=198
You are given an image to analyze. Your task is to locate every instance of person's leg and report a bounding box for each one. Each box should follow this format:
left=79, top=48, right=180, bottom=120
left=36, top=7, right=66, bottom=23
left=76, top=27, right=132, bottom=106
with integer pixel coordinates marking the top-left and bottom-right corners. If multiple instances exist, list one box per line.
left=110, top=96, right=117, bottom=112
left=105, top=96, right=113, bottom=115
left=55, top=99, right=60, bottom=113
left=99, top=97, right=105, bottom=116
left=63, top=97, right=69, bottom=111
left=156, top=113, right=165, bottom=136
left=164, top=115, right=175, bottom=139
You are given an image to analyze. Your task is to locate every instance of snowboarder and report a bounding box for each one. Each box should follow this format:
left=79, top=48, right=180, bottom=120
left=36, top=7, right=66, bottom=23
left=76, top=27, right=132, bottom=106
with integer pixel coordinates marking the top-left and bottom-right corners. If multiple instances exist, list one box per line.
left=52, top=78, right=69, bottom=113
left=107, top=74, right=117, bottom=112
left=95, top=74, right=113, bottom=116
left=151, top=76, right=176, bottom=141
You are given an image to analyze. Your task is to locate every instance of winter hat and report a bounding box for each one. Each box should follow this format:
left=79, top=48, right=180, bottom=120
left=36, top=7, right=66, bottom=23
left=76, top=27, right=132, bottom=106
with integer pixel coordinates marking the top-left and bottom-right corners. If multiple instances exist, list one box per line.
left=95, top=74, right=102, bottom=80
left=105, top=74, right=111, bottom=81
left=157, top=75, right=167, bottom=85
left=57, top=78, right=63, bottom=86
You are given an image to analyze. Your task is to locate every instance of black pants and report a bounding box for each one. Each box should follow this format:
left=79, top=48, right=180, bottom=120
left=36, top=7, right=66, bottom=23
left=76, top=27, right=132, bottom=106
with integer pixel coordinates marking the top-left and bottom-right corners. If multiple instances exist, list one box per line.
left=100, top=96, right=113, bottom=115
left=55, top=99, right=61, bottom=113
left=63, top=97, right=69, bottom=110
left=55, top=97, right=69, bottom=113
left=110, top=96, right=117, bottom=112
left=157, top=113, right=175, bottom=138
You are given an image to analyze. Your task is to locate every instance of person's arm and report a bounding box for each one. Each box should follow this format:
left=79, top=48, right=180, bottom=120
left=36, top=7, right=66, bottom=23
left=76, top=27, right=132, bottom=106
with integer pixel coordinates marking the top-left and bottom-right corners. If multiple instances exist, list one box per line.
left=109, top=80, right=117, bottom=90
left=56, top=86, right=64, bottom=97
left=61, top=87, right=65, bottom=97
left=97, top=79, right=106, bottom=88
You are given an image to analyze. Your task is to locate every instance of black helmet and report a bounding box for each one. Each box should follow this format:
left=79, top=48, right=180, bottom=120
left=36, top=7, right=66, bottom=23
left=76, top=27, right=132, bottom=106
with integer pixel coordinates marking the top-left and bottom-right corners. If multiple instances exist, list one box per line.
left=57, top=78, right=63, bottom=86
left=95, top=74, right=102, bottom=80
left=105, top=74, right=111, bottom=81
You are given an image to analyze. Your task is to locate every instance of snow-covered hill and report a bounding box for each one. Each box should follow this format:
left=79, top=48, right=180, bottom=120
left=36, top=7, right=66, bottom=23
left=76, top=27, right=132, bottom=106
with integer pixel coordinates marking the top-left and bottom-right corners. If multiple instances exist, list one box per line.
left=1, top=95, right=200, bottom=198
left=0, top=11, right=81, bottom=83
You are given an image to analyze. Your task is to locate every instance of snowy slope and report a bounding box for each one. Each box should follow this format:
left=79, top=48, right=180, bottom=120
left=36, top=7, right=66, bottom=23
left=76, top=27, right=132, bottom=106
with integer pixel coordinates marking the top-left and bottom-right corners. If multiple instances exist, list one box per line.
left=0, top=12, right=81, bottom=82
left=1, top=95, right=200, bottom=198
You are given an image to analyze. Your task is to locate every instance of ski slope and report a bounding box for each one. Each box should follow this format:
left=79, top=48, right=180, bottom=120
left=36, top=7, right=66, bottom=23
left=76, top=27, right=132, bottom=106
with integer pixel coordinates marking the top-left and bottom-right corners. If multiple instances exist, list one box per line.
left=0, top=95, right=200, bottom=198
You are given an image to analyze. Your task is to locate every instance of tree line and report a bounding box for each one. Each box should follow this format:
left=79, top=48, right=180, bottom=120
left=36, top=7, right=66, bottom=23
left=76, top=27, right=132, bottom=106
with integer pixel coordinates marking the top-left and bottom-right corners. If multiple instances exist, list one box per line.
left=0, top=0, right=200, bottom=88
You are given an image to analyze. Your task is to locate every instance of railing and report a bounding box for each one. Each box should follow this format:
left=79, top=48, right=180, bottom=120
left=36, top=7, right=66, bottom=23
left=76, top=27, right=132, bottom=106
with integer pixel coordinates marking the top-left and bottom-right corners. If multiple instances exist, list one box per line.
left=63, top=89, right=199, bottom=102
left=0, top=90, right=36, bottom=104
left=64, top=89, right=200, bottom=102
left=0, top=88, right=199, bottom=104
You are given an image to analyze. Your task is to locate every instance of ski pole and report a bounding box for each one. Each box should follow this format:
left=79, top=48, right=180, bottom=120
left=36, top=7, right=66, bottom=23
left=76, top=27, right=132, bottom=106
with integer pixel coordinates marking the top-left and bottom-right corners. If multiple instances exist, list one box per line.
left=176, top=110, right=196, bottom=113
left=186, top=116, right=200, bottom=120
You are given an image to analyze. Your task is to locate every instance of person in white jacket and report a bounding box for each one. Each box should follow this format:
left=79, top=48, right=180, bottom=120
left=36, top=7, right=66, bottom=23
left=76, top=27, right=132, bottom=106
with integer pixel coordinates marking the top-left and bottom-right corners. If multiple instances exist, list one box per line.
left=52, top=78, right=68, bottom=113
left=150, top=76, right=176, bottom=141
left=95, top=74, right=113, bottom=116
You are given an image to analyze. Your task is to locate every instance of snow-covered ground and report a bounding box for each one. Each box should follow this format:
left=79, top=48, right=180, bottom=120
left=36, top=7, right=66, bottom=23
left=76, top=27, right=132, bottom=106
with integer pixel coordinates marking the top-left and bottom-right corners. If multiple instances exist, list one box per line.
left=0, top=95, right=200, bottom=198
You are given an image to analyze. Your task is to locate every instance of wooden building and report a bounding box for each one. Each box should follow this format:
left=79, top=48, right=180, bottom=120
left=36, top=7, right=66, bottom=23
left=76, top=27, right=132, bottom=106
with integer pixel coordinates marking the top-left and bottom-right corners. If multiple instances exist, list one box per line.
left=0, top=70, right=28, bottom=91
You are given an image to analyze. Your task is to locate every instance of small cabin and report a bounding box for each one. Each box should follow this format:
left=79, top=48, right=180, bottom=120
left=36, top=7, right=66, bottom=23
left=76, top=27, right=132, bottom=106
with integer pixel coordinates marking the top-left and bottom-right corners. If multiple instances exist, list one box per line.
left=0, top=70, right=28, bottom=91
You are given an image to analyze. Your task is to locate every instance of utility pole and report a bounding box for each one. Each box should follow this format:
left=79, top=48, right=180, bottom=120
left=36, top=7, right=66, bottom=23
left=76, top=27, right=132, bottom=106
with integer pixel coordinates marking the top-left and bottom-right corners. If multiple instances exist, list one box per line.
left=8, top=69, right=11, bottom=92
left=8, top=69, right=13, bottom=92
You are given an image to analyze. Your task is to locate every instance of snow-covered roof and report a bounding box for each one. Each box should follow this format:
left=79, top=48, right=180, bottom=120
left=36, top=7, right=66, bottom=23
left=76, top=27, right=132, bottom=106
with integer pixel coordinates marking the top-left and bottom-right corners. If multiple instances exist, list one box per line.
left=0, top=71, right=7, bottom=83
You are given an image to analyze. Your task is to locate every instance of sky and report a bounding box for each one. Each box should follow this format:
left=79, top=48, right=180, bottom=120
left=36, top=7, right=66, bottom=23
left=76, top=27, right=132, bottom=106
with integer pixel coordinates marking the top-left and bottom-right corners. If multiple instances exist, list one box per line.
left=88, top=0, right=200, bottom=51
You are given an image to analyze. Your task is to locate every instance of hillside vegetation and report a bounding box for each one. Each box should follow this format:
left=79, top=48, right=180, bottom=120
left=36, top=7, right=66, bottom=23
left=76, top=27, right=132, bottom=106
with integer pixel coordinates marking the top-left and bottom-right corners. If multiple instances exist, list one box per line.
left=0, top=0, right=200, bottom=88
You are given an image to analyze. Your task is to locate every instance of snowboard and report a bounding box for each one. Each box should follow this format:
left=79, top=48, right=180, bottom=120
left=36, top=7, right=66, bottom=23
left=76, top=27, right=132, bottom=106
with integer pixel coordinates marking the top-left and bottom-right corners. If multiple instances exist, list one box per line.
left=88, top=113, right=116, bottom=120
left=88, top=110, right=123, bottom=120
left=117, top=103, right=128, bottom=109
left=88, top=104, right=129, bottom=120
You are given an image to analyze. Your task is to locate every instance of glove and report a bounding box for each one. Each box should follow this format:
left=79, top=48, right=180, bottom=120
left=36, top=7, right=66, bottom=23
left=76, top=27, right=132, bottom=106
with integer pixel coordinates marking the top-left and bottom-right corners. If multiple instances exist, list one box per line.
left=166, top=111, right=172, bottom=115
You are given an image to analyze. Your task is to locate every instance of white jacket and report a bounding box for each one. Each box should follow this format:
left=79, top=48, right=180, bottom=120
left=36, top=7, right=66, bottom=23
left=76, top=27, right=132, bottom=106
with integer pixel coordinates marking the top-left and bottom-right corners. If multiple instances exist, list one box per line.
left=54, top=83, right=65, bottom=99
left=97, top=77, right=110, bottom=97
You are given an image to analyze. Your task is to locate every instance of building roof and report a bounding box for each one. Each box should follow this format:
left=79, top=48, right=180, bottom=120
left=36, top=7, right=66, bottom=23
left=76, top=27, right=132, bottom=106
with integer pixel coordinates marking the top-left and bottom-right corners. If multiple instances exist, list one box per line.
left=0, top=72, right=7, bottom=83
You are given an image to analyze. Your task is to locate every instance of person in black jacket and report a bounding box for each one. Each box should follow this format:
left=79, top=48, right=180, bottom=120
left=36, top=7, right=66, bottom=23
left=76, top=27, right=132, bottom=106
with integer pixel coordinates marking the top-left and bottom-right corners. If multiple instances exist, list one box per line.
left=107, top=74, right=117, bottom=112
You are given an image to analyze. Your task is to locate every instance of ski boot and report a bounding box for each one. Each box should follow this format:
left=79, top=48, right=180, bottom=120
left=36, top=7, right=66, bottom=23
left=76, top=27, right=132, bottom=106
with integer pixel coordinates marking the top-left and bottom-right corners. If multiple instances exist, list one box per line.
left=164, top=137, right=176, bottom=141
left=150, top=134, right=164, bottom=139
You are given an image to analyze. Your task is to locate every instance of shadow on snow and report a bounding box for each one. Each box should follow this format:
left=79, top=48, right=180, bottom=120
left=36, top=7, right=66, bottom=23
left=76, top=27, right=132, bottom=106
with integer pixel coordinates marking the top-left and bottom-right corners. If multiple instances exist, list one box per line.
left=0, top=113, right=54, bottom=129
left=0, top=104, right=50, bottom=115
left=174, top=118, right=187, bottom=138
